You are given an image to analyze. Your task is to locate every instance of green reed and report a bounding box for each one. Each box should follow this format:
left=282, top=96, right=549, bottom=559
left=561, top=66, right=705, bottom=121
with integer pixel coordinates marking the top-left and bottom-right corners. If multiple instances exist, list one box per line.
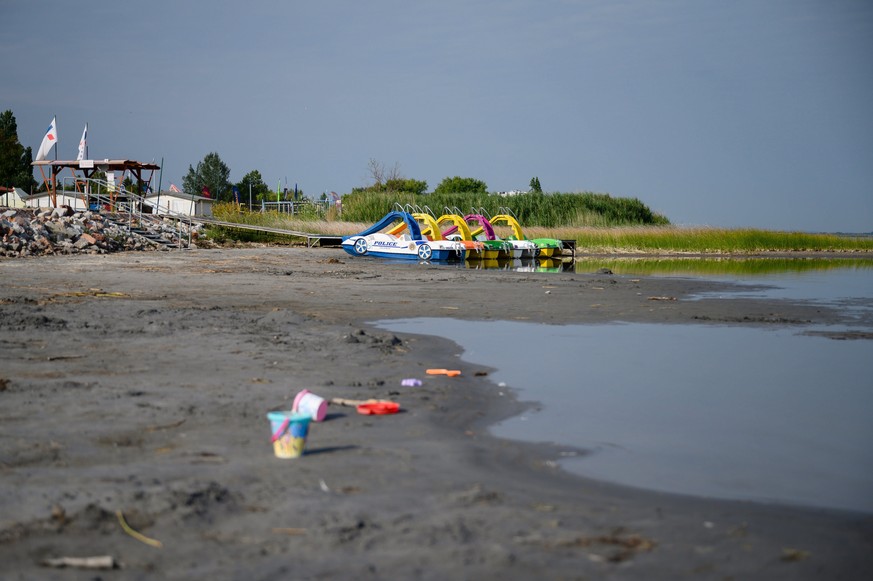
left=573, top=227, right=873, bottom=253
left=211, top=202, right=873, bottom=253
left=338, top=191, right=669, bottom=227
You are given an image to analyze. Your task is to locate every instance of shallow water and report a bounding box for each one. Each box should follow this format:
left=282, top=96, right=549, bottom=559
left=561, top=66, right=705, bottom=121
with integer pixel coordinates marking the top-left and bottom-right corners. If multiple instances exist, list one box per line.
left=375, top=265, right=873, bottom=513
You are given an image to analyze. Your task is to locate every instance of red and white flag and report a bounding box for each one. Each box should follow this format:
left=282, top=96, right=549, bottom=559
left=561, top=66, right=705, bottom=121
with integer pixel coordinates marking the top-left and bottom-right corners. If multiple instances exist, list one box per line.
left=35, top=116, right=57, bottom=161
left=76, top=123, right=88, bottom=161
left=169, top=183, right=181, bottom=192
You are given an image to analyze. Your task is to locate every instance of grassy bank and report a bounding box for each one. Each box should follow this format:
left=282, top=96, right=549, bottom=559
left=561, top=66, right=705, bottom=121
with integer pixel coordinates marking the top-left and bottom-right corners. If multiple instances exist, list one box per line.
left=567, top=226, right=873, bottom=254
left=209, top=204, right=873, bottom=253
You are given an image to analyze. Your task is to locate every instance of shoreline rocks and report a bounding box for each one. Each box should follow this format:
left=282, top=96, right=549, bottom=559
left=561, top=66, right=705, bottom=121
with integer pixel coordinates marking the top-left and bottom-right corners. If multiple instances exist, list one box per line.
left=1, top=207, right=199, bottom=257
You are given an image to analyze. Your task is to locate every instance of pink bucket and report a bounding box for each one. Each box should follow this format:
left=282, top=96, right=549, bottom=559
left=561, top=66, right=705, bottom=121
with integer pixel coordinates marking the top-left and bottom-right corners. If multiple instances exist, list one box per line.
left=292, top=389, right=328, bottom=422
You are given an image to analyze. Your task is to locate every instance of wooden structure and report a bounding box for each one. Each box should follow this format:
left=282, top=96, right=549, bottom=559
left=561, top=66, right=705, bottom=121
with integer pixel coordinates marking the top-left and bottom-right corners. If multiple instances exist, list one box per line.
left=31, top=159, right=160, bottom=207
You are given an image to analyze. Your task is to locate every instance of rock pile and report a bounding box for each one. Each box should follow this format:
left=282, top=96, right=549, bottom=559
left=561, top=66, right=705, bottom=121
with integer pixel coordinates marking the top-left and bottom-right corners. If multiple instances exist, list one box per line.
left=1, top=207, right=197, bottom=257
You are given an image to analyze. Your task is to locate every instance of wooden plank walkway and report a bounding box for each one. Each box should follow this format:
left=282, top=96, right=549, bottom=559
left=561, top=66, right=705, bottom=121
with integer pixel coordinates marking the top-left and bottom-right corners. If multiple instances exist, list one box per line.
left=191, top=217, right=343, bottom=247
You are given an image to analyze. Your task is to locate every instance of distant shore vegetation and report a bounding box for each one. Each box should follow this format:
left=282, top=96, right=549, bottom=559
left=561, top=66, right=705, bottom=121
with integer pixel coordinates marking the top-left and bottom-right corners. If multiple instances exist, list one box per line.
left=338, top=190, right=670, bottom=227
left=566, top=226, right=873, bottom=254
left=211, top=200, right=873, bottom=253
left=197, top=155, right=873, bottom=254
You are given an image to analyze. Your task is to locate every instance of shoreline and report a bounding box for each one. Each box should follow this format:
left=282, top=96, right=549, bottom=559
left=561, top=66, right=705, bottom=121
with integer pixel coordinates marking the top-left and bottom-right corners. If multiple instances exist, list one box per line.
left=373, top=316, right=873, bottom=516
left=1, top=247, right=871, bottom=579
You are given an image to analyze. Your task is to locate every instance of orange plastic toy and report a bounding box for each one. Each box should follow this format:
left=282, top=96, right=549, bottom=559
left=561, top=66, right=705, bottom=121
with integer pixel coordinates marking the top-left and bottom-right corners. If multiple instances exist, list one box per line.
left=356, top=401, right=401, bottom=415
left=426, top=368, right=462, bottom=377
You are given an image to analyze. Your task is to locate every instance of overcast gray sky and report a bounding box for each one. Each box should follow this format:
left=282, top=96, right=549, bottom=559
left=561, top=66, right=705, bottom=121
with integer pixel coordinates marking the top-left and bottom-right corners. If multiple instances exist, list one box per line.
left=3, top=0, right=871, bottom=232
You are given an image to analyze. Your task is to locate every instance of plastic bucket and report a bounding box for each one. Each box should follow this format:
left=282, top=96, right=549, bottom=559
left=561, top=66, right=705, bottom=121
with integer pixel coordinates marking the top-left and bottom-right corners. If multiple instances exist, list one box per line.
left=292, top=389, right=328, bottom=422
left=267, top=411, right=310, bottom=458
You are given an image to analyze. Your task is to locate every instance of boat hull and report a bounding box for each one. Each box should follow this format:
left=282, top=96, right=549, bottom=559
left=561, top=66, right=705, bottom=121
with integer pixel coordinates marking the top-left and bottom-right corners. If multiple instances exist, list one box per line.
left=508, top=239, right=537, bottom=259
left=342, top=234, right=465, bottom=261
left=530, top=238, right=563, bottom=258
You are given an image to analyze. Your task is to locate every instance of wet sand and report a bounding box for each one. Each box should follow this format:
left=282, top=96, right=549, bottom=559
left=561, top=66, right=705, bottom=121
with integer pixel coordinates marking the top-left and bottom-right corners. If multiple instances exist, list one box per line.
left=1, top=247, right=871, bottom=580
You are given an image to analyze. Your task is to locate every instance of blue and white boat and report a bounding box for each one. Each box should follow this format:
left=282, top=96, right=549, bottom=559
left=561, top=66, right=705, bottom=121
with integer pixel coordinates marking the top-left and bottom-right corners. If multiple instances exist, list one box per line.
left=342, top=211, right=466, bottom=261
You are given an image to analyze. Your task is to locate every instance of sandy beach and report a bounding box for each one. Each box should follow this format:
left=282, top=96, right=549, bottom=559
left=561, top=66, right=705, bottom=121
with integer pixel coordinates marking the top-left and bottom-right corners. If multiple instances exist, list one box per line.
left=1, top=246, right=871, bottom=580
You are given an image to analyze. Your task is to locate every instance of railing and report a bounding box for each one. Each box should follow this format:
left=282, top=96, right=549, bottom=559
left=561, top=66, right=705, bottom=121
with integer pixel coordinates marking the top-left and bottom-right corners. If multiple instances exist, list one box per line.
left=260, top=200, right=330, bottom=215
left=59, top=176, right=195, bottom=249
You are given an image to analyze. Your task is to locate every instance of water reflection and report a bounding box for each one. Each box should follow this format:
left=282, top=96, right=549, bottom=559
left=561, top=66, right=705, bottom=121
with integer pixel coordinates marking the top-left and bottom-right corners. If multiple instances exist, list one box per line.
left=377, top=317, right=873, bottom=514
left=432, top=255, right=873, bottom=276
left=569, top=258, right=873, bottom=320
left=374, top=256, right=573, bottom=272
left=570, top=256, right=873, bottom=277
left=459, top=256, right=873, bottom=313
left=462, top=257, right=572, bottom=272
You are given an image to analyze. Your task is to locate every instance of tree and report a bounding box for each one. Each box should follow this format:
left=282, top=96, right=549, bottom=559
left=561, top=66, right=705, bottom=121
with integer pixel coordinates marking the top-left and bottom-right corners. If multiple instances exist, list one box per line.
left=354, top=159, right=427, bottom=195
left=0, top=110, right=37, bottom=191
left=236, top=170, right=271, bottom=203
left=529, top=176, right=542, bottom=193
left=182, top=152, right=231, bottom=201
left=120, top=175, right=149, bottom=195
left=367, top=158, right=401, bottom=187
left=384, top=177, right=427, bottom=195
left=433, top=176, right=488, bottom=195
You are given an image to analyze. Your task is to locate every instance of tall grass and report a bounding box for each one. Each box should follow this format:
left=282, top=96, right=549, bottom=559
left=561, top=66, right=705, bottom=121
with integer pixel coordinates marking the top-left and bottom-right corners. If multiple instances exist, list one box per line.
left=339, top=191, right=669, bottom=227
left=211, top=202, right=368, bottom=237
left=210, top=202, right=873, bottom=253
left=573, top=226, right=873, bottom=253
left=213, top=202, right=327, bottom=224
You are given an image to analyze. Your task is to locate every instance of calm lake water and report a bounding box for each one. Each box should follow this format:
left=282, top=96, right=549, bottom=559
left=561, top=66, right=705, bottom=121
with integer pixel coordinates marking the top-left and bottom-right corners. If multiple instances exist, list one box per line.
left=376, top=263, right=873, bottom=514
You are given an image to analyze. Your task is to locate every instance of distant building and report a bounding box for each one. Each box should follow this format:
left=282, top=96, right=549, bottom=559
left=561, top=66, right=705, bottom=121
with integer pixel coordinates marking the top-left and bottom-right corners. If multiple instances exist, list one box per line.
left=19, top=190, right=88, bottom=211
left=496, top=190, right=529, bottom=197
left=6, top=186, right=214, bottom=217
left=144, top=191, right=214, bottom=217
left=0, top=187, right=30, bottom=208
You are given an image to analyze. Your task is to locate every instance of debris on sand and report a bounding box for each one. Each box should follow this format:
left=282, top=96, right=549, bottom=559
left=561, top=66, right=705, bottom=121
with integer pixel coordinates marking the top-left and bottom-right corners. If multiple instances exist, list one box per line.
left=41, top=556, right=117, bottom=570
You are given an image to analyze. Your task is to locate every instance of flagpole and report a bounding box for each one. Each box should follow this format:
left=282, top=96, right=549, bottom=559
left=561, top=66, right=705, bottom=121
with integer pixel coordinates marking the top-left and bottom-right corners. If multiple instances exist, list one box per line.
left=83, top=123, right=88, bottom=196
left=75, top=123, right=88, bottom=201
left=71, top=122, right=82, bottom=196
left=51, top=114, right=57, bottom=207
left=155, top=157, right=163, bottom=215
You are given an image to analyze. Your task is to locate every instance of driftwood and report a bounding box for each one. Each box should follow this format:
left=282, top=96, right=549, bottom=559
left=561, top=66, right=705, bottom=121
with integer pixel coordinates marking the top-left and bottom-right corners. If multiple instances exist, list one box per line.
left=42, top=556, right=116, bottom=569
left=330, top=397, right=401, bottom=415
left=330, top=397, right=371, bottom=407
left=271, top=527, right=307, bottom=536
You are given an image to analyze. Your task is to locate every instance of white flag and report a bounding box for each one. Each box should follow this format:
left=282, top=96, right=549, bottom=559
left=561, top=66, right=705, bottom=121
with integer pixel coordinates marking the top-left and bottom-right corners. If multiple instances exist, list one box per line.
left=76, top=123, right=87, bottom=161
left=35, top=117, right=58, bottom=161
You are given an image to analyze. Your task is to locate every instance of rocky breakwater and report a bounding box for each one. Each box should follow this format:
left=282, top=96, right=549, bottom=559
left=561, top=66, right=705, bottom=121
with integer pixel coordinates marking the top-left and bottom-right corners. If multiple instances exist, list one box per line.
left=1, top=207, right=193, bottom=257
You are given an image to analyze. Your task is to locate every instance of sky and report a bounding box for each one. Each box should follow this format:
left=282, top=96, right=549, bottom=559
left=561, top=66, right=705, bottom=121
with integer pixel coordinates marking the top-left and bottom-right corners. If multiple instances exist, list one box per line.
left=2, top=0, right=871, bottom=232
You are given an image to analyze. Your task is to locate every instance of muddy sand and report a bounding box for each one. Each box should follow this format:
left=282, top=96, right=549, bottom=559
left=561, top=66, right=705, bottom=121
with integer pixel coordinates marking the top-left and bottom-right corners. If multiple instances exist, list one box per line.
left=1, top=247, right=871, bottom=580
